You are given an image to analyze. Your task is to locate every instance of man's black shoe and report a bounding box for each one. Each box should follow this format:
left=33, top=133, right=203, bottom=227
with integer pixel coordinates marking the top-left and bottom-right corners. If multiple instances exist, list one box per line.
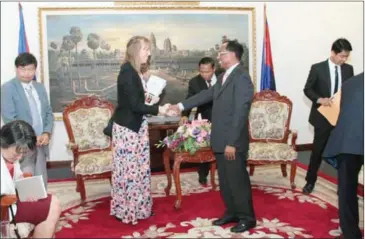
left=199, top=178, right=207, bottom=185
left=302, top=183, right=315, bottom=194
left=230, top=221, right=256, bottom=233
left=212, top=216, right=239, bottom=226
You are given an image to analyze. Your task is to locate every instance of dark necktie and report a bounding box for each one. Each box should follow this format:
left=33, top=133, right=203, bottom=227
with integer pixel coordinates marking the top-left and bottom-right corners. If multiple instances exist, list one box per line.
left=334, top=66, right=339, bottom=95
left=207, top=80, right=212, bottom=88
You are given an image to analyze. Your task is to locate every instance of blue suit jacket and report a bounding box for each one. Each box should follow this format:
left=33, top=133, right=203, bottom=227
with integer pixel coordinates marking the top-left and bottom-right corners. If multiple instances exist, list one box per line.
left=323, top=72, right=364, bottom=158
left=1, top=78, right=54, bottom=148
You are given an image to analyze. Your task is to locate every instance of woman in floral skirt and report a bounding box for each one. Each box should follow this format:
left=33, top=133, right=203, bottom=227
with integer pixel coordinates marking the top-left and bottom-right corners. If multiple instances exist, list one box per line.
left=110, top=36, right=166, bottom=224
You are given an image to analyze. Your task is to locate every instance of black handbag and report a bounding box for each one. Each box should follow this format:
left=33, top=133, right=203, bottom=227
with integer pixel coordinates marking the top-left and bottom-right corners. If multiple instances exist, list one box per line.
left=9, top=205, right=22, bottom=239
left=103, top=119, right=113, bottom=137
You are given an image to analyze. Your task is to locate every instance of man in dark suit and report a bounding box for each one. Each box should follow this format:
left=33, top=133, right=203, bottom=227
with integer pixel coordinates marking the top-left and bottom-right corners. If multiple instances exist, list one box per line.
left=323, top=72, right=364, bottom=239
left=303, top=38, right=354, bottom=194
left=168, top=40, right=256, bottom=233
left=180, top=57, right=218, bottom=185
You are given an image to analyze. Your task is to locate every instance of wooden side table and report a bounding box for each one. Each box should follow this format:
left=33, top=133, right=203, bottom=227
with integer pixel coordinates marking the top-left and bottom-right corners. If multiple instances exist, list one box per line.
left=163, top=147, right=217, bottom=209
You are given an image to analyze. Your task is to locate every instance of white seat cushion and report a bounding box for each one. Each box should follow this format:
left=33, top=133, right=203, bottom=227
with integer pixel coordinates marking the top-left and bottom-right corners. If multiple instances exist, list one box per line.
left=249, top=142, right=297, bottom=161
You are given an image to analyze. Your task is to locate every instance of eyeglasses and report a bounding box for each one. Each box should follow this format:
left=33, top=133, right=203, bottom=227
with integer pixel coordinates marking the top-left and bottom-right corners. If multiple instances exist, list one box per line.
left=218, top=51, right=230, bottom=56
left=18, top=67, right=36, bottom=73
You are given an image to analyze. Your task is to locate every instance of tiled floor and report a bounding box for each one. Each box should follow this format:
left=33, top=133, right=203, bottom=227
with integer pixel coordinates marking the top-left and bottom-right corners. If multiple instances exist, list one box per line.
left=48, top=150, right=338, bottom=180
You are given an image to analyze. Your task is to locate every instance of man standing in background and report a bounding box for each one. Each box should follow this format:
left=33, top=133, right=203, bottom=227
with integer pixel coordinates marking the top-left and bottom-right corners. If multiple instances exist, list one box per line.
left=180, top=57, right=218, bottom=185
left=322, top=72, right=364, bottom=239
left=303, top=38, right=354, bottom=194
left=1, top=52, right=54, bottom=189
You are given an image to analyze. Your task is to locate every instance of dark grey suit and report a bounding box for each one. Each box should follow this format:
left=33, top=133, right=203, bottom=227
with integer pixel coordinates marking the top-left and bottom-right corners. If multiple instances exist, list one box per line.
left=303, top=60, right=354, bottom=185
left=323, top=72, right=364, bottom=239
left=1, top=78, right=54, bottom=189
left=181, top=65, right=255, bottom=223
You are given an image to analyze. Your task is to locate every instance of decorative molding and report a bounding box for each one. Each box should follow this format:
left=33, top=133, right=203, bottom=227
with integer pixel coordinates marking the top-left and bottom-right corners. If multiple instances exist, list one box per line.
left=114, top=1, right=200, bottom=6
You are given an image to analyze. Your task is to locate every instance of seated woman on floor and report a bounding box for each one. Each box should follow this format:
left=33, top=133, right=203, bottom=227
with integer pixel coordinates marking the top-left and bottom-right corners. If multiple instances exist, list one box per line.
left=0, top=120, right=61, bottom=238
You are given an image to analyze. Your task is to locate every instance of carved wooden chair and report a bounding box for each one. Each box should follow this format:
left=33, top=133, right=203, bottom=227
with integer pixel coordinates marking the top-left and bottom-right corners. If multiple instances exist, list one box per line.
left=63, top=95, right=114, bottom=202
left=0, top=173, right=35, bottom=238
left=248, top=90, right=298, bottom=189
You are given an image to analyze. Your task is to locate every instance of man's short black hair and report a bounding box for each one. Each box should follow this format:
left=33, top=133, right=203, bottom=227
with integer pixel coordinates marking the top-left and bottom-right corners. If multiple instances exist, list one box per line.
left=199, top=57, right=215, bottom=68
left=331, top=38, right=352, bottom=54
left=15, top=52, right=38, bottom=68
left=225, top=40, right=244, bottom=61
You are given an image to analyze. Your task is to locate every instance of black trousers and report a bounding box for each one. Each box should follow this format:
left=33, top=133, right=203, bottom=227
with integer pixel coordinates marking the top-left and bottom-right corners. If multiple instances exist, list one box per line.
left=337, top=154, right=363, bottom=239
left=305, top=126, right=333, bottom=184
left=215, top=152, right=256, bottom=223
left=198, top=162, right=210, bottom=180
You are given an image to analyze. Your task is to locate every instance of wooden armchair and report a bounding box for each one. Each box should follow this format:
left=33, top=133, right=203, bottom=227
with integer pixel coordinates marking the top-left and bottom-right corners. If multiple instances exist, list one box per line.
left=247, top=90, right=298, bottom=189
left=63, top=95, right=114, bottom=202
left=1, top=172, right=35, bottom=238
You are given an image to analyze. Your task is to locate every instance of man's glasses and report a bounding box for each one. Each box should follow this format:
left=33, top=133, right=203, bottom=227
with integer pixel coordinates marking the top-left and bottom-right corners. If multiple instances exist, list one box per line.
left=218, top=51, right=230, bottom=56
left=17, top=67, right=36, bottom=73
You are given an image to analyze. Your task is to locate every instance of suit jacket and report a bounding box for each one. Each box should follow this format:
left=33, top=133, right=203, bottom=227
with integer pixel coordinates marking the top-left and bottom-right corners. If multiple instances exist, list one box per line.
left=182, top=74, right=216, bottom=121
left=112, top=62, right=158, bottom=133
left=303, top=60, right=354, bottom=129
left=323, top=72, right=364, bottom=158
left=1, top=156, right=23, bottom=220
left=1, top=78, right=54, bottom=155
left=182, top=65, right=253, bottom=153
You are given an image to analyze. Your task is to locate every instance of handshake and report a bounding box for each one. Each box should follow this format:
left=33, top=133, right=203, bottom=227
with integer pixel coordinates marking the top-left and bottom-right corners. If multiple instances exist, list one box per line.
left=158, top=104, right=181, bottom=117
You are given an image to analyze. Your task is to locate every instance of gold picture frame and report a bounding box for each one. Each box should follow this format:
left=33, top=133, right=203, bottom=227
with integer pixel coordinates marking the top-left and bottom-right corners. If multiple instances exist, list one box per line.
left=114, top=1, right=200, bottom=6
left=38, top=5, right=256, bottom=120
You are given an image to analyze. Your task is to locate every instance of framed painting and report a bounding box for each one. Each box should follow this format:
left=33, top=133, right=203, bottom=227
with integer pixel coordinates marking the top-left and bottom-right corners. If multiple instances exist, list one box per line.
left=38, top=5, right=256, bottom=119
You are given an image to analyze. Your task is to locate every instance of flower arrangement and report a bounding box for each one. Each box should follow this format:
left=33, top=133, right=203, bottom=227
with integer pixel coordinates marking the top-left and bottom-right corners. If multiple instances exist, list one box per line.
left=156, top=114, right=211, bottom=155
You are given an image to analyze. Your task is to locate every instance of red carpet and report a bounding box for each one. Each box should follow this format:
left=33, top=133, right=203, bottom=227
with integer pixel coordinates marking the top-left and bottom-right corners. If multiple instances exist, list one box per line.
left=55, top=185, right=342, bottom=238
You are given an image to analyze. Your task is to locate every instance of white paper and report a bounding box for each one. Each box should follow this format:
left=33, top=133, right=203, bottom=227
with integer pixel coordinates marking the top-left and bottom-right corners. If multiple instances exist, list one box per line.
left=15, top=175, right=47, bottom=202
left=146, top=75, right=167, bottom=96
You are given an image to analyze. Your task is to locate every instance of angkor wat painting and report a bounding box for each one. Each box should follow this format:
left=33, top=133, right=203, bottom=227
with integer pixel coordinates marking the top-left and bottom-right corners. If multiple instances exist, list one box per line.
left=39, top=7, right=255, bottom=116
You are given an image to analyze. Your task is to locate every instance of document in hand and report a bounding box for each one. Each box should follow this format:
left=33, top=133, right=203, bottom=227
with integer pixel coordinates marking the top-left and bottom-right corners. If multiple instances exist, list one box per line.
left=146, top=75, right=167, bottom=96
left=15, top=175, right=47, bottom=202
left=317, top=90, right=341, bottom=126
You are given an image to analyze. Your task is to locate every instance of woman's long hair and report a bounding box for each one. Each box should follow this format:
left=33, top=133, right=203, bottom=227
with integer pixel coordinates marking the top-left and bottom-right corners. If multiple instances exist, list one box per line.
left=124, top=36, right=151, bottom=73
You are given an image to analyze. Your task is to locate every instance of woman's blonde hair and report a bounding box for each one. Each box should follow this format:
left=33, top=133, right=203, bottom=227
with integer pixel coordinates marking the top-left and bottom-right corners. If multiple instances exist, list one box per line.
left=124, top=36, right=151, bottom=73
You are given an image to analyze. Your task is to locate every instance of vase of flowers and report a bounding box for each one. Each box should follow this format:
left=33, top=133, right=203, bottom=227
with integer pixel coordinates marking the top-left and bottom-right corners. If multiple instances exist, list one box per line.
left=156, top=114, right=211, bottom=155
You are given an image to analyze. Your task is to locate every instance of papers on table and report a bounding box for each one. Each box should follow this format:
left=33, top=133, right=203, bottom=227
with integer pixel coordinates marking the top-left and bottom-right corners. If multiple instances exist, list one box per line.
left=317, top=90, right=341, bottom=126
left=146, top=75, right=167, bottom=96
left=15, top=175, right=47, bottom=202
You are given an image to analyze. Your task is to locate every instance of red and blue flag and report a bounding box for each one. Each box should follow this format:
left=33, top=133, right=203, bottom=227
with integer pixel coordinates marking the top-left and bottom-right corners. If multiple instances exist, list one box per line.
left=260, top=5, right=276, bottom=91
left=18, top=3, right=30, bottom=54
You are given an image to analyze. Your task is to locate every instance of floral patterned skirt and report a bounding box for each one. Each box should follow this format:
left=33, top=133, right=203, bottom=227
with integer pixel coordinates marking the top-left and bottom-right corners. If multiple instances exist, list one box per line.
left=110, top=118, right=152, bottom=224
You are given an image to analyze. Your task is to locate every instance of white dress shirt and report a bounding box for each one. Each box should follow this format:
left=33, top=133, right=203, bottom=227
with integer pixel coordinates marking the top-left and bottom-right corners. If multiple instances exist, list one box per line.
left=21, top=82, right=43, bottom=125
left=328, top=59, right=342, bottom=97
left=222, top=63, right=240, bottom=84
left=205, top=74, right=217, bottom=88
